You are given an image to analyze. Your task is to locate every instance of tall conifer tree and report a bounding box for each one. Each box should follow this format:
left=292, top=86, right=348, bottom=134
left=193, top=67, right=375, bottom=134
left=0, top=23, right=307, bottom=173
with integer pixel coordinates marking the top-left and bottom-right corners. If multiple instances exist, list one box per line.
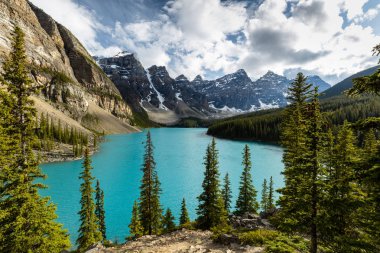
left=95, top=180, right=106, bottom=240
left=321, top=123, right=365, bottom=252
left=180, top=198, right=190, bottom=226
left=197, top=138, right=227, bottom=229
left=0, top=26, right=70, bottom=252
left=139, top=131, right=162, bottom=235
left=268, top=176, right=275, bottom=209
left=77, top=148, right=102, bottom=252
left=221, top=173, right=232, bottom=213
left=261, top=178, right=268, bottom=212
left=235, top=145, right=258, bottom=215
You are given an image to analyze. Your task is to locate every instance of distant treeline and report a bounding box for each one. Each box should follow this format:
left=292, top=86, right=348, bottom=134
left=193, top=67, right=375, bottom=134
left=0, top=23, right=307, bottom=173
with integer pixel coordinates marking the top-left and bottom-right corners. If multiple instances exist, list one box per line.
left=207, top=95, right=380, bottom=141
left=34, top=113, right=95, bottom=157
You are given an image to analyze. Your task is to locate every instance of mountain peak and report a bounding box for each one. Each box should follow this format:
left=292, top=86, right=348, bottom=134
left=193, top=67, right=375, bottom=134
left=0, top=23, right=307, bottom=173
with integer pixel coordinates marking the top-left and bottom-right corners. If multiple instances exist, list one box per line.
left=175, top=74, right=188, bottom=82
left=193, top=75, right=203, bottom=82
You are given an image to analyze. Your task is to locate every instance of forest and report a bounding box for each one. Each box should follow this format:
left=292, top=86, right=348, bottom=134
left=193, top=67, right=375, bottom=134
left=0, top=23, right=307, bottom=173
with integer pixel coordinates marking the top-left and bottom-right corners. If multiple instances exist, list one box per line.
left=207, top=94, right=380, bottom=142
left=0, top=26, right=379, bottom=253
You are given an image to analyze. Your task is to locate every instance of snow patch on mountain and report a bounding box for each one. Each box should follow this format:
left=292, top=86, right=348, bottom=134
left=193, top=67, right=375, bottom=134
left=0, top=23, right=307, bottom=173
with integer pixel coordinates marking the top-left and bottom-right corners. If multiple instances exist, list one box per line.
left=147, top=72, right=167, bottom=110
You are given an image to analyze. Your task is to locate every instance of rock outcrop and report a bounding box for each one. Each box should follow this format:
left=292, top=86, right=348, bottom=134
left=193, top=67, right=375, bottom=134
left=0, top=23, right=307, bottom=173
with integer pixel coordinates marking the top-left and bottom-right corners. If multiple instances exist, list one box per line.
left=86, top=229, right=264, bottom=253
left=0, top=0, right=135, bottom=133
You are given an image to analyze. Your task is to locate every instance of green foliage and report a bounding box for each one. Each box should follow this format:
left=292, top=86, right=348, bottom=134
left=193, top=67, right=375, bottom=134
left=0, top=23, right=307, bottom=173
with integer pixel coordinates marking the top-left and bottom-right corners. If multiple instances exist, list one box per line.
left=35, top=113, right=88, bottom=155
left=139, top=131, right=163, bottom=235
left=348, top=44, right=380, bottom=96
left=179, top=198, right=190, bottom=226
left=275, top=75, right=325, bottom=253
left=207, top=95, right=380, bottom=142
left=95, top=180, right=106, bottom=240
left=196, top=138, right=228, bottom=229
left=238, top=230, right=309, bottom=253
left=261, top=178, right=268, bottom=212
left=0, top=26, right=70, bottom=253
left=128, top=200, right=143, bottom=239
left=268, top=176, right=275, bottom=209
left=162, top=208, right=176, bottom=233
left=221, top=173, right=232, bottom=213
left=77, top=148, right=102, bottom=252
left=235, top=145, right=259, bottom=215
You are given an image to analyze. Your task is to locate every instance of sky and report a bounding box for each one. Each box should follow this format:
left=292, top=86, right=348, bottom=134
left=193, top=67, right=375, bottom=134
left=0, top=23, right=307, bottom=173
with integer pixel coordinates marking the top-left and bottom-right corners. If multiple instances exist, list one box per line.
left=30, top=0, right=380, bottom=84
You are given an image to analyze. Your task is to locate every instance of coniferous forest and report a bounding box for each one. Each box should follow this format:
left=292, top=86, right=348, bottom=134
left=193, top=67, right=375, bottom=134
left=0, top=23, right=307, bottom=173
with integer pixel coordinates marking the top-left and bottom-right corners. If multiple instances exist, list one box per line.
left=0, top=19, right=379, bottom=253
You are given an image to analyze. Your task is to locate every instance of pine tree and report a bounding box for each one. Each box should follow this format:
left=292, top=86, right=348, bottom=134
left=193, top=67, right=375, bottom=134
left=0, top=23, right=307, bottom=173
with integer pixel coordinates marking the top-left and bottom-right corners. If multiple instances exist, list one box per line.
left=221, top=173, right=232, bottom=213
left=261, top=178, right=268, bottom=212
left=276, top=73, right=312, bottom=234
left=162, top=208, right=176, bottom=233
left=235, top=145, right=258, bottom=215
left=139, top=131, right=162, bottom=235
left=179, top=198, right=190, bottom=226
left=268, top=176, right=275, bottom=209
left=0, top=26, right=70, bottom=252
left=95, top=180, right=106, bottom=241
left=321, top=122, right=365, bottom=252
left=305, top=88, right=324, bottom=253
left=196, top=138, right=227, bottom=229
left=77, top=148, right=102, bottom=252
left=128, top=200, right=143, bottom=238
left=276, top=75, right=327, bottom=253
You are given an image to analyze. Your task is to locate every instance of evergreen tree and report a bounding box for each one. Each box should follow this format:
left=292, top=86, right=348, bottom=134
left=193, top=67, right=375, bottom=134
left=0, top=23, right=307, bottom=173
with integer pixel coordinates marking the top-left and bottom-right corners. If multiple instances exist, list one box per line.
left=128, top=200, right=143, bottom=238
left=276, top=75, right=326, bottom=253
left=139, top=131, right=162, bottom=235
left=162, top=208, right=176, bottom=233
left=235, top=145, right=259, bottom=215
left=261, top=178, right=268, bottom=212
left=268, top=176, right=275, bottom=209
left=179, top=198, right=190, bottom=226
left=197, top=138, right=227, bottom=229
left=77, top=148, right=102, bottom=252
left=95, top=180, right=106, bottom=240
left=221, top=173, right=232, bottom=213
left=0, top=26, right=70, bottom=252
left=321, top=123, right=365, bottom=252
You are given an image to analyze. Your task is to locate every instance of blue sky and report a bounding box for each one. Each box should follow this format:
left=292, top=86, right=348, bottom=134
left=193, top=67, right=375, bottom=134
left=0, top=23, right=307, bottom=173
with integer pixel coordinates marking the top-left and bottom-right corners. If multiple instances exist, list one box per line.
left=31, top=0, right=380, bottom=84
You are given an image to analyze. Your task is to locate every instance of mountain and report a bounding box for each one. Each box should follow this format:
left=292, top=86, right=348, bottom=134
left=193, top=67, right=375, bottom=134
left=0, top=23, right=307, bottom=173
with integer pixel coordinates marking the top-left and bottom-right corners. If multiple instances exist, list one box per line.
left=97, top=51, right=331, bottom=122
left=321, top=65, right=379, bottom=99
left=0, top=0, right=137, bottom=134
left=191, top=70, right=330, bottom=112
left=98, top=53, right=210, bottom=124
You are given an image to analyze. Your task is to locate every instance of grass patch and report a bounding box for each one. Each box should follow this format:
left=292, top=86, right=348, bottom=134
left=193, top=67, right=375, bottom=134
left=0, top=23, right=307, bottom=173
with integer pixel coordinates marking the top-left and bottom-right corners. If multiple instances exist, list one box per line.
left=237, top=229, right=310, bottom=253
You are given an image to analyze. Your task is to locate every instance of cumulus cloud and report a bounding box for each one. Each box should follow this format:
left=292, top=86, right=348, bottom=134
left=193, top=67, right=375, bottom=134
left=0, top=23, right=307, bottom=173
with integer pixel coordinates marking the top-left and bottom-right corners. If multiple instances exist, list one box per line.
left=31, top=0, right=380, bottom=84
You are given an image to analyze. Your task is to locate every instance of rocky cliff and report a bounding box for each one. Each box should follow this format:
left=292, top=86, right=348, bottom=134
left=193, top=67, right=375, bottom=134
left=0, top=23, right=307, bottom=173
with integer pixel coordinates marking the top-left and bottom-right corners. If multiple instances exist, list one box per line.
left=0, top=0, right=136, bottom=134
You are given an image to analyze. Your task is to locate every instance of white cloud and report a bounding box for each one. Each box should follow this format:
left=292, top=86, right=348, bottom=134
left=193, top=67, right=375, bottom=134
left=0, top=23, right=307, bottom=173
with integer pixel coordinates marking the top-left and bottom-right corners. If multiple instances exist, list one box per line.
left=29, top=0, right=120, bottom=56
left=31, top=0, right=380, bottom=83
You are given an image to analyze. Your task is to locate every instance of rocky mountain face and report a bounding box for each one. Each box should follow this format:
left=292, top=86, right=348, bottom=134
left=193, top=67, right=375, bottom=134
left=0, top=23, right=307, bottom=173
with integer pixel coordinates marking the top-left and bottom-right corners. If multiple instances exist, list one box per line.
left=0, top=0, right=135, bottom=134
left=98, top=51, right=331, bottom=121
left=98, top=52, right=210, bottom=123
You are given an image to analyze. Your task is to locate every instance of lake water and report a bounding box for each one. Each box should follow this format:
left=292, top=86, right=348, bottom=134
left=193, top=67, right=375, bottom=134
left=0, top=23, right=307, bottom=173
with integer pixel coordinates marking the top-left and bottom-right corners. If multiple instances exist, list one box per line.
left=40, top=128, right=284, bottom=243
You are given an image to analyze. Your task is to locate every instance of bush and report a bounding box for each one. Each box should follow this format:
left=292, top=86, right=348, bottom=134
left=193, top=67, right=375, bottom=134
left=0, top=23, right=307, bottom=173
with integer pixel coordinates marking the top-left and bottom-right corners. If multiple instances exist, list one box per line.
left=237, top=229, right=309, bottom=253
left=238, top=229, right=279, bottom=246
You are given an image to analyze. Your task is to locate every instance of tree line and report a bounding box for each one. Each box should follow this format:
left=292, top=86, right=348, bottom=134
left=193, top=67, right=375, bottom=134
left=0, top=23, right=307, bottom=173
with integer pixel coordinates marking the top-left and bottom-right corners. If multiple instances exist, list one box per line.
left=207, top=94, right=380, bottom=142
left=35, top=113, right=90, bottom=156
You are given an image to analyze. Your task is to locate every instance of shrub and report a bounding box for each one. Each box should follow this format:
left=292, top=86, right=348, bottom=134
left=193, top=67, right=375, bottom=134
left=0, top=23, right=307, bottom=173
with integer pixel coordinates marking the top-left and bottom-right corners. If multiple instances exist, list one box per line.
left=238, top=229, right=279, bottom=246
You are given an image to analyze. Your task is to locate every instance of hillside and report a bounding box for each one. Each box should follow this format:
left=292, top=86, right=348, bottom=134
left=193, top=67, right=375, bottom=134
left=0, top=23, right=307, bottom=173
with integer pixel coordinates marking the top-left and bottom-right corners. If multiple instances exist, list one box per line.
left=320, top=65, right=379, bottom=99
left=0, top=0, right=138, bottom=134
left=207, top=95, right=380, bottom=141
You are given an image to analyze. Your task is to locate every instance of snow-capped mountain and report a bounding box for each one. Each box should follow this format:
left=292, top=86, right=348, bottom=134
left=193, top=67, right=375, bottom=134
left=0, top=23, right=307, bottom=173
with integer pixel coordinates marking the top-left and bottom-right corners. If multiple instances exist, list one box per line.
left=96, top=52, right=331, bottom=122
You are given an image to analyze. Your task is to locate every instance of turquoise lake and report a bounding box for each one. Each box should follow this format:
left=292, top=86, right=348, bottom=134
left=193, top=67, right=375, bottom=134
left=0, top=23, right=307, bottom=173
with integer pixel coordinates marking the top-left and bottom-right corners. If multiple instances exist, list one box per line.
left=40, top=128, right=284, bottom=243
